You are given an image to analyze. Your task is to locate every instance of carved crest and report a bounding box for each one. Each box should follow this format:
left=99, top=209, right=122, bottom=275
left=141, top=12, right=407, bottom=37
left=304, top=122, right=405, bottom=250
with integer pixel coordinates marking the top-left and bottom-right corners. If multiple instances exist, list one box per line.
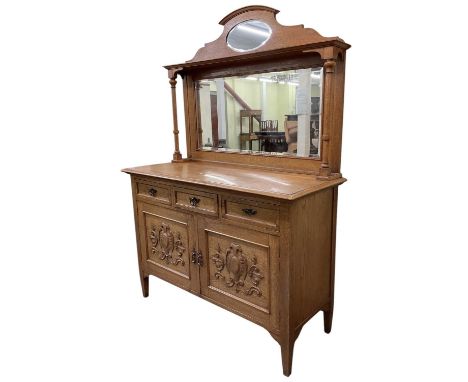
left=211, top=243, right=264, bottom=297
left=150, top=223, right=185, bottom=266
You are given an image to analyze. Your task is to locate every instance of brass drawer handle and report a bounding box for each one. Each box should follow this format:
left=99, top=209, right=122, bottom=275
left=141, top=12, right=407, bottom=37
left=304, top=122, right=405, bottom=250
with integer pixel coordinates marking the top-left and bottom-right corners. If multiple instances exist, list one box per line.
left=148, top=188, right=157, bottom=197
left=242, top=208, right=257, bottom=216
left=189, top=196, right=200, bottom=207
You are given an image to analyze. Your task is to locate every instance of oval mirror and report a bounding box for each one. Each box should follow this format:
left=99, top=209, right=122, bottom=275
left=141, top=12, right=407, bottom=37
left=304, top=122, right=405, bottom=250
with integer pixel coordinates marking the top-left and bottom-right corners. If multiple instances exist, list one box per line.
left=227, top=20, right=272, bottom=52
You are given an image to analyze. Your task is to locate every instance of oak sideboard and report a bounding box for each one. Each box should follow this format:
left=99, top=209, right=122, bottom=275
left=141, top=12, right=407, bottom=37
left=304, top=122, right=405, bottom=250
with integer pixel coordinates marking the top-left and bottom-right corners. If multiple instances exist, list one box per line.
left=123, top=5, right=350, bottom=376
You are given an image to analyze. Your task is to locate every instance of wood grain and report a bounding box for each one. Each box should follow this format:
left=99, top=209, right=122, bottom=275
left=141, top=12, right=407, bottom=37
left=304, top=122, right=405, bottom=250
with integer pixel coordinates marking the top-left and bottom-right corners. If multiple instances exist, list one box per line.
left=165, top=6, right=349, bottom=68
left=164, top=5, right=349, bottom=177
left=173, top=186, right=218, bottom=216
left=289, top=189, right=333, bottom=331
left=222, top=196, right=279, bottom=231
left=123, top=161, right=345, bottom=201
left=128, top=171, right=342, bottom=376
left=124, top=5, right=350, bottom=377
left=136, top=202, right=199, bottom=293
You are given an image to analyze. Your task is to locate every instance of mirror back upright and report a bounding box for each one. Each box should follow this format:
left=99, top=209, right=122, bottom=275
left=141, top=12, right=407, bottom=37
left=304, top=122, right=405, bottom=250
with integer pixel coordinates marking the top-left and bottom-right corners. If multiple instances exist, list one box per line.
left=165, top=6, right=350, bottom=177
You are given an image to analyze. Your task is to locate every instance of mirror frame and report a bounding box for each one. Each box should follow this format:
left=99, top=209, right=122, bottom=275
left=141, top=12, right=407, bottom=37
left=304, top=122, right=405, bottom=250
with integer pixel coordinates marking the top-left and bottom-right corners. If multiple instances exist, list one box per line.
left=164, top=6, right=350, bottom=176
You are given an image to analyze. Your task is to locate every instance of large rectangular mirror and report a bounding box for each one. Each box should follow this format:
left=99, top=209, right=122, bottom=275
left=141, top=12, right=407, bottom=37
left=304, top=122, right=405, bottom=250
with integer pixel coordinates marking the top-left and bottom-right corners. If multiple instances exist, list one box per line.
left=196, top=67, right=323, bottom=158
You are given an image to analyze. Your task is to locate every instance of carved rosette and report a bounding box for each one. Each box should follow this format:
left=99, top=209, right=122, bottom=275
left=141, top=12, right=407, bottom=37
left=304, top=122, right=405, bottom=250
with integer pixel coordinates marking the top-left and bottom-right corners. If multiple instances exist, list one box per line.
left=150, top=223, right=186, bottom=266
left=211, top=243, right=264, bottom=297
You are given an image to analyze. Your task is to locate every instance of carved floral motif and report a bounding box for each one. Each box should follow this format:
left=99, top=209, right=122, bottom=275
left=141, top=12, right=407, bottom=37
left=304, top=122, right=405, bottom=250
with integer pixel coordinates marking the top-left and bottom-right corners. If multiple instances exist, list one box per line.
left=150, top=223, right=186, bottom=266
left=211, top=243, right=264, bottom=297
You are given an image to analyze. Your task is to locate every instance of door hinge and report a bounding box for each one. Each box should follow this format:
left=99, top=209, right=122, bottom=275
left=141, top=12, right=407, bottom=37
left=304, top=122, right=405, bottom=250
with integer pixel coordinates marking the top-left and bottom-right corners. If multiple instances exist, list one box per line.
left=191, top=249, right=203, bottom=266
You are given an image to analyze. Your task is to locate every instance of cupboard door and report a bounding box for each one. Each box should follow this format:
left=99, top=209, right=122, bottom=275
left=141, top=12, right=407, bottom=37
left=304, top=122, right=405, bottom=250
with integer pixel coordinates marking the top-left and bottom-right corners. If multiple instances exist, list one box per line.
left=138, top=202, right=199, bottom=293
left=197, top=217, right=279, bottom=332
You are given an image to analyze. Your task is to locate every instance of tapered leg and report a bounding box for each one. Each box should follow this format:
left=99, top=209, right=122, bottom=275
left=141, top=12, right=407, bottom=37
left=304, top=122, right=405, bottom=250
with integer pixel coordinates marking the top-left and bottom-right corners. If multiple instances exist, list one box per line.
left=131, top=178, right=149, bottom=298
left=280, top=337, right=295, bottom=377
left=323, top=309, right=333, bottom=333
left=140, top=274, right=149, bottom=297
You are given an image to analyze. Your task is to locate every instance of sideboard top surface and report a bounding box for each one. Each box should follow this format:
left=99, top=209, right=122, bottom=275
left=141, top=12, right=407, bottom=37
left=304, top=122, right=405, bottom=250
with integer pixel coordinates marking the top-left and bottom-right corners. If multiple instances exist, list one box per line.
left=122, top=161, right=345, bottom=200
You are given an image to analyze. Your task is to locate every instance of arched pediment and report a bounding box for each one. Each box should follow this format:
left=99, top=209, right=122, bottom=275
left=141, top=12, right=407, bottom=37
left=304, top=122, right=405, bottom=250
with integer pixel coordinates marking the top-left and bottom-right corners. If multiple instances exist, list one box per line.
left=187, top=6, right=349, bottom=64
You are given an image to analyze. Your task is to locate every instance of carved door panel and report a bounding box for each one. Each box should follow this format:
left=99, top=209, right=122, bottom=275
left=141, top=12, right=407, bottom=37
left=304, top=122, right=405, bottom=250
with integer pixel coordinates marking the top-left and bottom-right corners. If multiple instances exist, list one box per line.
left=138, top=202, right=199, bottom=293
left=197, top=217, right=279, bottom=332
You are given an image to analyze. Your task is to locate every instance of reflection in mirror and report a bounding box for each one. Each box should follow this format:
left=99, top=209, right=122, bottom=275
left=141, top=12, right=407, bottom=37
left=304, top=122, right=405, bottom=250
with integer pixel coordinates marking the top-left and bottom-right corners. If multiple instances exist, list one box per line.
left=196, top=68, right=323, bottom=158
left=227, top=20, right=272, bottom=52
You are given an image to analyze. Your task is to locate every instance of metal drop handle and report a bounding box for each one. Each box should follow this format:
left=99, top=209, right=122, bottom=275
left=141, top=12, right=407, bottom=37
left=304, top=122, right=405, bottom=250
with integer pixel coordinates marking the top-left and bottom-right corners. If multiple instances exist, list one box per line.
left=189, top=196, right=200, bottom=207
left=191, top=249, right=198, bottom=264
left=242, top=208, right=257, bottom=216
left=191, top=249, right=203, bottom=266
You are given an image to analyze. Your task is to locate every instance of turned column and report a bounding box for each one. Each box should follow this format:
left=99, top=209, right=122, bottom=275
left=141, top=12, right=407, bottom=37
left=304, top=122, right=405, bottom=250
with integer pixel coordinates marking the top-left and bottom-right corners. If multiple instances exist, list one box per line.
left=319, top=59, right=336, bottom=178
left=168, top=69, right=183, bottom=162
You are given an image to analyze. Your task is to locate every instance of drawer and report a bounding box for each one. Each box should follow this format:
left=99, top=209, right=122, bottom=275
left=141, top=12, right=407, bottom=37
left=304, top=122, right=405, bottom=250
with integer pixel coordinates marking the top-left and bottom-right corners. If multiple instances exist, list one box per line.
left=136, top=181, right=171, bottom=205
left=222, top=197, right=279, bottom=230
left=174, top=188, right=218, bottom=216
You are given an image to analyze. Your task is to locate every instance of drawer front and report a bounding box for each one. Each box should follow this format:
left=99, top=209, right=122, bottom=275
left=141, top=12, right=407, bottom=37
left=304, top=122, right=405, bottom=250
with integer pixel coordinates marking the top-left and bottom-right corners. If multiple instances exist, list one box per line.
left=222, top=197, right=279, bottom=230
left=136, top=181, right=171, bottom=205
left=174, top=188, right=218, bottom=216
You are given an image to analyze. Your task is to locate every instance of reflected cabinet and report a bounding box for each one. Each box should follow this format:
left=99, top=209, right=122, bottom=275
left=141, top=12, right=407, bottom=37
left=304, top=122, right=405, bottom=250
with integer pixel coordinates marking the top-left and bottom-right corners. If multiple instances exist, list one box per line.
left=123, top=6, right=350, bottom=377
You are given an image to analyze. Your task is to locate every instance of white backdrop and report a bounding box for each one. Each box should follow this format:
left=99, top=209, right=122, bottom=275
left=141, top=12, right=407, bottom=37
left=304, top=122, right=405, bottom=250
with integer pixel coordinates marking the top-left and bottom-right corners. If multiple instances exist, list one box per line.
left=1, top=1, right=467, bottom=381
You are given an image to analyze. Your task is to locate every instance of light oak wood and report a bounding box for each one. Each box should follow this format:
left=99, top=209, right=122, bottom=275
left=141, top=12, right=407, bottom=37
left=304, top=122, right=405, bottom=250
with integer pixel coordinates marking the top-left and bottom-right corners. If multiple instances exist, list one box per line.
left=126, top=170, right=343, bottom=376
left=222, top=196, right=279, bottom=231
left=136, top=180, right=171, bottom=206
left=198, top=217, right=280, bottom=332
left=173, top=186, right=218, bottom=216
left=164, top=6, right=350, bottom=177
left=168, top=69, right=183, bottom=162
left=137, top=202, right=198, bottom=292
left=167, top=5, right=349, bottom=68
left=289, top=189, right=333, bottom=332
left=123, top=161, right=345, bottom=200
left=131, top=179, right=148, bottom=297
left=123, top=5, right=349, bottom=377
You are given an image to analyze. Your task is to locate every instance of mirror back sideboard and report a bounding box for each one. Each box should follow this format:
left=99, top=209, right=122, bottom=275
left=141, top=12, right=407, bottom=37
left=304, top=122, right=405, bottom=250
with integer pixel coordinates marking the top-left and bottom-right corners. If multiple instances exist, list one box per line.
left=123, top=6, right=350, bottom=376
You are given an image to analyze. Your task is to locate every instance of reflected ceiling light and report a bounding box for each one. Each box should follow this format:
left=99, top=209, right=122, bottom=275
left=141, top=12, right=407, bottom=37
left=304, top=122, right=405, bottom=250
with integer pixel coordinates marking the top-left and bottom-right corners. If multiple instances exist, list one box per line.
left=236, top=24, right=271, bottom=38
left=204, top=174, right=236, bottom=186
